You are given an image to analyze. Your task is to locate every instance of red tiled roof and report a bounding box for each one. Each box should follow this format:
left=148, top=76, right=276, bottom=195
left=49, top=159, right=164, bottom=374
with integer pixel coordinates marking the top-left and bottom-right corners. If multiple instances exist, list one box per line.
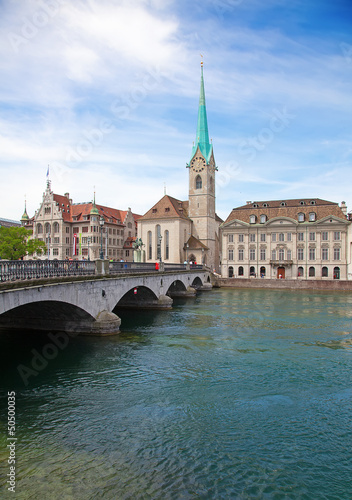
left=139, top=195, right=191, bottom=221
left=224, top=198, right=347, bottom=225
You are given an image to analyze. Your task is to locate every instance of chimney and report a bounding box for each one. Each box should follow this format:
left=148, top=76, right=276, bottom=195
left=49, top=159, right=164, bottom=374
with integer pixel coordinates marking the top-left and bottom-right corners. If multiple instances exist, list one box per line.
left=246, top=201, right=252, bottom=205
left=340, top=201, right=347, bottom=216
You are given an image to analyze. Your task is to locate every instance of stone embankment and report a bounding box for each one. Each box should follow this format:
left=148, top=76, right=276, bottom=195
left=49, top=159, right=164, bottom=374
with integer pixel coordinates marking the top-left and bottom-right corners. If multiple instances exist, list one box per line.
left=214, top=277, right=352, bottom=291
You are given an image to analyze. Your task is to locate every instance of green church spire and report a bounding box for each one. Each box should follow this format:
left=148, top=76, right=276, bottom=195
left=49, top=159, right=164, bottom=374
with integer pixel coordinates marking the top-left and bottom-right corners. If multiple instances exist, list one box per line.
left=21, top=199, right=29, bottom=224
left=90, top=192, right=99, bottom=215
left=190, top=61, right=213, bottom=163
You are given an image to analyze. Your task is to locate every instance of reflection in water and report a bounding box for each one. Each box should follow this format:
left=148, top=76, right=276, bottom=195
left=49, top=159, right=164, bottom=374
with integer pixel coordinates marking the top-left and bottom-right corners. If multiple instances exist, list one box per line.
left=0, top=288, right=352, bottom=499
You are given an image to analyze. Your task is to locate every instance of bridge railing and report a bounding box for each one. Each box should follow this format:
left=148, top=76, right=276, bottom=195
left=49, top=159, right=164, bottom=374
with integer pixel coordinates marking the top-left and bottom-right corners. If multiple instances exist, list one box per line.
left=108, top=262, right=203, bottom=274
left=0, top=260, right=206, bottom=283
left=0, top=260, right=96, bottom=282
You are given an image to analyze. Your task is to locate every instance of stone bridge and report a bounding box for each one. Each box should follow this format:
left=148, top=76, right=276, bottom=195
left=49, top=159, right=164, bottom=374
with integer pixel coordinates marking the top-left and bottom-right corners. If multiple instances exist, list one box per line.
left=0, top=270, right=212, bottom=335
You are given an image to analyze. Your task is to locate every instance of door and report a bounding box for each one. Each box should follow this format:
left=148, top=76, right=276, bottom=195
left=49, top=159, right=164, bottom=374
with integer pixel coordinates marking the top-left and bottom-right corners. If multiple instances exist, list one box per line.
left=277, top=266, right=285, bottom=279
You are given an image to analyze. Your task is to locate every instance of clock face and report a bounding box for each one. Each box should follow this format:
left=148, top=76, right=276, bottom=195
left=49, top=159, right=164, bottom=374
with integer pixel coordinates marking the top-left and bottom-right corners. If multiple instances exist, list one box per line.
left=191, top=156, right=206, bottom=172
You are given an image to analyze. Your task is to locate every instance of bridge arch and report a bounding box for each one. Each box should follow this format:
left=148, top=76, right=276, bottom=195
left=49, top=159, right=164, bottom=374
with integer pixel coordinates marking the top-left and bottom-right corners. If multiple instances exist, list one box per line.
left=0, top=270, right=212, bottom=335
left=114, top=285, right=159, bottom=309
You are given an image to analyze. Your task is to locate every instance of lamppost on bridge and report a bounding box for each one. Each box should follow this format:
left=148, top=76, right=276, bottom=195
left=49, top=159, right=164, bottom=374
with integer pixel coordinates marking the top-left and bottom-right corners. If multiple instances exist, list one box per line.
left=87, top=236, right=91, bottom=261
left=158, top=234, right=162, bottom=265
left=99, top=216, right=105, bottom=260
left=47, top=231, right=50, bottom=260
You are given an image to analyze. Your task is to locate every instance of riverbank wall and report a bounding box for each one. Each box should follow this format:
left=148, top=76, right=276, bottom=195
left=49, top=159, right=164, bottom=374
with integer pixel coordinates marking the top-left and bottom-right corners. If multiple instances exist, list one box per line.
left=215, top=277, right=352, bottom=291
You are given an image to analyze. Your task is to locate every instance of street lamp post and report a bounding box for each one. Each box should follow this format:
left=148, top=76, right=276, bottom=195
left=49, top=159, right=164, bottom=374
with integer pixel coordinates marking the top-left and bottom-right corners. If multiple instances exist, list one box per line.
left=87, top=236, right=91, bottom=261
left=158, top=234, right=162, bottom=265
left=99, top=216, right=105, bottom=259
left=47, top=232, right=50, bottom=260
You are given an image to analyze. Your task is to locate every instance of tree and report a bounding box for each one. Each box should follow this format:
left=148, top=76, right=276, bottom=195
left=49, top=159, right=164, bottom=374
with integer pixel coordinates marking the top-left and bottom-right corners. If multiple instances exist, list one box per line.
left=0, top=226, right=46, bottom=260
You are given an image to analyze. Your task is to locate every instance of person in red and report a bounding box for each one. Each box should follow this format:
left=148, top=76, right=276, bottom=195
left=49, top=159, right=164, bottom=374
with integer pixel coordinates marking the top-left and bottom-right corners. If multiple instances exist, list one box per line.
left=155, top=262, right=159, bottom=270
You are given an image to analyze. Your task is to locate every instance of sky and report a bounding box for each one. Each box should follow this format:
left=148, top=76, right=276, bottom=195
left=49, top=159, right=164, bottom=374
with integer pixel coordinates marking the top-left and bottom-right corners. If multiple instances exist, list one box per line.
left=0, top=0, right=351, bottom=222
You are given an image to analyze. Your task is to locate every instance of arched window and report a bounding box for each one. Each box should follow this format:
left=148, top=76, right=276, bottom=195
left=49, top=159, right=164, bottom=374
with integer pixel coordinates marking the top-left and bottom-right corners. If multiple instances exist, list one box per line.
left=209, top=176, right=214, bottom=192
left=309, top=266, right=315, bottom=277
left=238, top=266, right=244, bottom=276
left=37, top=223, right=43, bottom=235
left=260, top=266, right=266, bottom=277
left=309, top=212, right=316, bottom=222
left=250, top=266, right=256, bottom=276
left=195, top=175, right=202, bottom=189
left=156, top=225, right=161, bottom=260
left=164, top=230, right=169, bottom=260
left=260, top=214, right=267, bottom=224
left=44, top=222, right=51, bottom=234
left=298, top=266, right=304, bottom=277
left=249, top=215, right=256, bottom=224
left=298, top=213, right=305, bottom=222
left=148, top=231, right=152, bottom=260
left=228, top=266, right=234, bottom=278
left=53, top=222, right=59, bottom=233
left=334, top=267, right=340, bottom=279
left=322, top=266, right=328, bottom=277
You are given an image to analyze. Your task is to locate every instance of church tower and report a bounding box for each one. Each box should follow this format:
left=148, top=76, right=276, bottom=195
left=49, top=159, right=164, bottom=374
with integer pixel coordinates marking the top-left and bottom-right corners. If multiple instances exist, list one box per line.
left=187, top=61, right=218, bottom=268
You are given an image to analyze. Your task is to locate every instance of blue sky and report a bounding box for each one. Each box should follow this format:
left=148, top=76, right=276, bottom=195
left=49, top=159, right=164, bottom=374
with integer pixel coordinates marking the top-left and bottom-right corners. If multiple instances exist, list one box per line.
left=0, top=0, right=351, bottom=221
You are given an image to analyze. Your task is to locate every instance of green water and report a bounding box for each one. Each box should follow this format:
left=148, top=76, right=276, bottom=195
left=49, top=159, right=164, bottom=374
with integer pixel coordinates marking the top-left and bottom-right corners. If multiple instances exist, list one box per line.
left=1, top=288, right=352, bottom=499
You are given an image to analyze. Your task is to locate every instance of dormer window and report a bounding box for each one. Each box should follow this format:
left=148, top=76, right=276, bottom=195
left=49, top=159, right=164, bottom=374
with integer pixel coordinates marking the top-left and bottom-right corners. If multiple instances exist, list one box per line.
left=298, top=213, right=305, bottom=222
left=310, top=200, right=316, bottom=205
left=253, top=203, right=259, bottom=208
left=152, top=209, right=157, bottom=213
left=280, top=201, right=287, bottom=207
left=165, top=207, right=170, bottom=212
left=263, top=203, right=269, bottom=208
left=309, top=212, right=316, bottom=222
left=300, top=201, right=305, bottom=205
left=260, top=214, right=267, bottom=224
left=249, top=215, right=256, bottom=224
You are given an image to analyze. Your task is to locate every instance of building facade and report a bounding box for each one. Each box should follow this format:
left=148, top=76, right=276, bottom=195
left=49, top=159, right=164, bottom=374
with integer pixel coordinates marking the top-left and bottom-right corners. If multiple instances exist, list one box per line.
left=24, top=181, right=140, bottom=261
left=138, top=62, right=222, bottom=271
left=221, top=199, right=351, bottom=280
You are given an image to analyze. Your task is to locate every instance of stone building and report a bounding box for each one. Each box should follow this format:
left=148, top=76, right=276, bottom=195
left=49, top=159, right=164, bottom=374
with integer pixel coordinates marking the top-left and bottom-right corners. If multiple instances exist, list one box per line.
left=221, top=198, right=351, bottom=280
left=138, top=62, right=222, bottom=271
left=25, top=181, right=140, bottom=261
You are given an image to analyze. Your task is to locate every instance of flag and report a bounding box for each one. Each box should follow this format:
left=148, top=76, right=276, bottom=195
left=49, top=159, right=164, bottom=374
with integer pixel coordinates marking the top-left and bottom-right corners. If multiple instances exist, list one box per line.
left=46, top=165, right=49, bottom=178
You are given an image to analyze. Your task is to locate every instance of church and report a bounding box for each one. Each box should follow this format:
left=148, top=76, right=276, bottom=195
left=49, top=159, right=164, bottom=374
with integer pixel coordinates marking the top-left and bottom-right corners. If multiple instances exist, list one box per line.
left=138, top=63, right=222, bottom=272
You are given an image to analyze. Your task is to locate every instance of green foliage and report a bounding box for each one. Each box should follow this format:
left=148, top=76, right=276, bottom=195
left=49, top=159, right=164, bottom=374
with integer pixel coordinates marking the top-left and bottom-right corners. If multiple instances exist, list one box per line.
left=0, top=226, right=47, bottom=260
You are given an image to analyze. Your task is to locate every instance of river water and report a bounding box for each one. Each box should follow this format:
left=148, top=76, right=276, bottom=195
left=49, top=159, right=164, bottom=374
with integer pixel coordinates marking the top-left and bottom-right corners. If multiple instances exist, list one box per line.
left=1, top=288, right=352, bottom=499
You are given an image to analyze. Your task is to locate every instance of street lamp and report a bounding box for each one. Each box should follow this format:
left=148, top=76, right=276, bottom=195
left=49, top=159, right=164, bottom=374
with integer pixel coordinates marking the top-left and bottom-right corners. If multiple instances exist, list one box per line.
left=47, top=231, right=50, bottom=260
left=87, top=236, right=91, bottom=261
left=99, top=216, right=105, bottom=259
left=158, top=234, right=162, bottom=265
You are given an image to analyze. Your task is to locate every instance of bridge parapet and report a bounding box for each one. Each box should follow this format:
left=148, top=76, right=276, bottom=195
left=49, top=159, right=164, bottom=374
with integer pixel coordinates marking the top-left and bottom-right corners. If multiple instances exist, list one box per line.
left=0, top=260, right=206, bottom=283
left=0, top=259, right=96, bottom=283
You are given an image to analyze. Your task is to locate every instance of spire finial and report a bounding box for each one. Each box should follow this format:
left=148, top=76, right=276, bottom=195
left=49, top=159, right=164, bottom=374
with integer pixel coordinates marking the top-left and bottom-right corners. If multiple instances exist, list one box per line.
left=200, top=54, right=203, bottom=67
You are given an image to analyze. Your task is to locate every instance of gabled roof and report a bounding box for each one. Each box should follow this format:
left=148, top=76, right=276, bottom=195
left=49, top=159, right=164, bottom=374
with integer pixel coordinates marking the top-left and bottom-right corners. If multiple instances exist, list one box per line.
left=224, top=198, right=348, bottom=225
left=185, top=235, right=208, bottom=250
left=139, top=195, right=191, bottom=221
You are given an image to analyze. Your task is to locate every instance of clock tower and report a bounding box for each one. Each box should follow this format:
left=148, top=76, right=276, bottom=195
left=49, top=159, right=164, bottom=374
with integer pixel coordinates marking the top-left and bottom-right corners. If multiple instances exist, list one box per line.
left=187, top=62, right=218, bottom=268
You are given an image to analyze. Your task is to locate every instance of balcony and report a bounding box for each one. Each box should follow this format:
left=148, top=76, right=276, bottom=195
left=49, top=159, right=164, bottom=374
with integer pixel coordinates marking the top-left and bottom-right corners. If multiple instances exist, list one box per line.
left=270, top=260, right=293, bottom=266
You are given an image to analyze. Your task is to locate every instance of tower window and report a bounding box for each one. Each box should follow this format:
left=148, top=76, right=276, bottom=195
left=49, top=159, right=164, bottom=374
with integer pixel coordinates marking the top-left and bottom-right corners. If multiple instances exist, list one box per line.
left=195, top=175, right=202, bottom=189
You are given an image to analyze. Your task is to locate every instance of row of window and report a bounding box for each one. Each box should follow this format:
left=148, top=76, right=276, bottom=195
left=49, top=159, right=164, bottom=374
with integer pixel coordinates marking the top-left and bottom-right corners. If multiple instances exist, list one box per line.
left=228, top=266, right=341, bottom=278
left=249, top=212, right=318, bottom=224
left=252, top=200, right=317, bottom=209
left=228, top=231, right=341, bottom=243
left=37, top=223, right=128, bottom=236
left=228, top=247, right=341, bottom=261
